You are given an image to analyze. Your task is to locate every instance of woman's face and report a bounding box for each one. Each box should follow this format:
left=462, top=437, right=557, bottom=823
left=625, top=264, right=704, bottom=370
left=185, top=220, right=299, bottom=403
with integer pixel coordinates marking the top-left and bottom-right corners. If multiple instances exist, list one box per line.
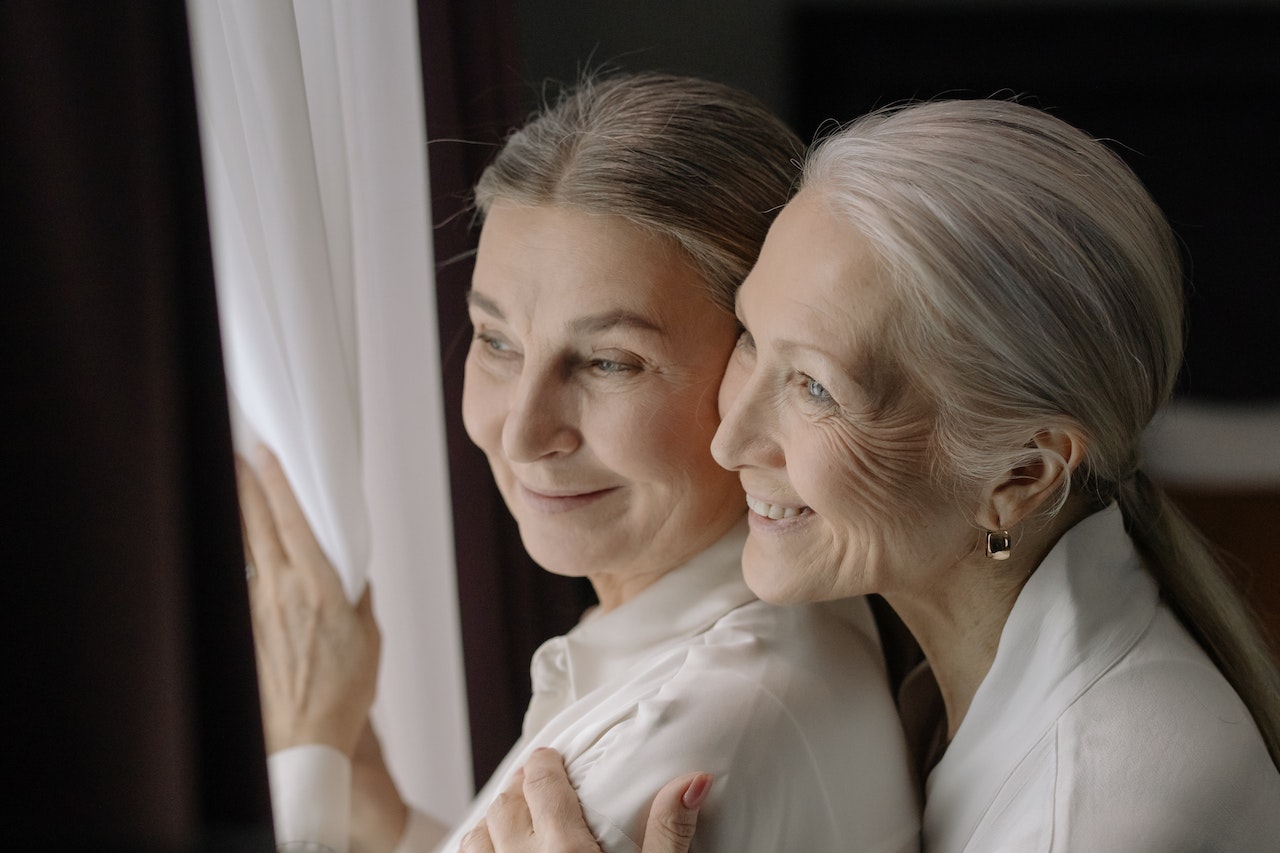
left=463, top=201, right=744, bottom=601
left=712, top=189, right=974, bottom=604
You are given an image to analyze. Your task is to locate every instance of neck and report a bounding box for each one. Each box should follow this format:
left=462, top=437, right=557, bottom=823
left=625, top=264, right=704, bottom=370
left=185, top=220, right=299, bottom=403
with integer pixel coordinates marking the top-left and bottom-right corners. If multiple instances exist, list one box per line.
left=587, top=512, right=744, bottom=613
left=886, top=563, right=1024, bottom=741
left=888, top=502, right=1089, bottom=740
left=588, top=566, right=675, bottom=613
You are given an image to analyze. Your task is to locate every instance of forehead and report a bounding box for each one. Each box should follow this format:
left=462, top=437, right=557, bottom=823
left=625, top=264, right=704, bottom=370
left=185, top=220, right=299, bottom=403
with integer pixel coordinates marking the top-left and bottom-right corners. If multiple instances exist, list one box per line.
left=472, top=201, right=706, bottom=320
left=739, top=190, right=893, bottom=354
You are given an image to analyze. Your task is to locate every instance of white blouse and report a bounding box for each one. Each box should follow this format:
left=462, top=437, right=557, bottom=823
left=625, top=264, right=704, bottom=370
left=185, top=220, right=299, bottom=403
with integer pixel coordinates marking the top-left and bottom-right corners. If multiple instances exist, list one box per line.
left=924, top=505, right=1280, bottom=852
left=273, top=520, right=921, bottom=853
left=431, top=519, right=919, bottom=852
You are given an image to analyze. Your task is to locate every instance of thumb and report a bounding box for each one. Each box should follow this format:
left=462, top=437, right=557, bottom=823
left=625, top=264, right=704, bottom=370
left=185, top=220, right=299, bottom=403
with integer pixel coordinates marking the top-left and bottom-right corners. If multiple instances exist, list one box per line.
left=641, top=773, right=712, bottom=853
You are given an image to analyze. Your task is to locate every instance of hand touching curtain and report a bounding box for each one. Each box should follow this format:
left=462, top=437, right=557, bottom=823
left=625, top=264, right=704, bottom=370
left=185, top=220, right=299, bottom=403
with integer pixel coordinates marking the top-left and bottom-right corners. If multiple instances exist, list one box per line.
left=188, top=0, right=472, bottom=823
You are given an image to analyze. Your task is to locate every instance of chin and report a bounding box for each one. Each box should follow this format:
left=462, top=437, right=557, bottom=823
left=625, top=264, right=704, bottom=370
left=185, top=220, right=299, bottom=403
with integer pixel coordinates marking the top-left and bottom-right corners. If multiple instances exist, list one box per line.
left=518, top=532, right=596, bottom=578
left=742, top=535, right=869, bottom=605
left=741, top=550, right=807, bottom=605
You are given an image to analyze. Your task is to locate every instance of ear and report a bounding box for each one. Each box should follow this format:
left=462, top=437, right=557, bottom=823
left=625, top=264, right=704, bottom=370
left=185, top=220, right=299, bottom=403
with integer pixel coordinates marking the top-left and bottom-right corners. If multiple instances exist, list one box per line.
left=975, top=427, right=1087, bottom=532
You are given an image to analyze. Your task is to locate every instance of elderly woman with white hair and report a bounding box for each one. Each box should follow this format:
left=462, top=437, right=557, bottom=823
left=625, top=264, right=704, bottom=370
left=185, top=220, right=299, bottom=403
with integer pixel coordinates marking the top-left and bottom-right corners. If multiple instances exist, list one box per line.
left=466, top=99, right=1280, bottom=853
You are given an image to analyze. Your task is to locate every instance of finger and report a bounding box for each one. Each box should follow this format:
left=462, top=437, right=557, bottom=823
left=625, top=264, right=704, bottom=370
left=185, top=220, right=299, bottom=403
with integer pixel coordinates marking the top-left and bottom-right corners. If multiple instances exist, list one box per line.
left=254, top=446, right=316, bottom=561
left=239, top=495, right=259, bottom=587
left=356, top=585, right=382, bottom=657
left=240, top=524, right=257, bottom=585
left=520, top=749, right=598, bottom=848
left=640, top=773, right=712, bottom=853
left=459, top=820, right=497, bottom=853
left=254, top=446, right=347, bottom=597
left=235, top=454, right=287, bottom=573
left=484, top=767, right=533, bottom=846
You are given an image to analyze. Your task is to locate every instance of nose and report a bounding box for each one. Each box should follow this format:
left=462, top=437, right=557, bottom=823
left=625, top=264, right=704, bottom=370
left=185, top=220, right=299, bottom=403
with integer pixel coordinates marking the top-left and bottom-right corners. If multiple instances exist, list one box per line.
left=501, top=365, right=580, bottom=463
left=711, top=358, right=781, bottom=471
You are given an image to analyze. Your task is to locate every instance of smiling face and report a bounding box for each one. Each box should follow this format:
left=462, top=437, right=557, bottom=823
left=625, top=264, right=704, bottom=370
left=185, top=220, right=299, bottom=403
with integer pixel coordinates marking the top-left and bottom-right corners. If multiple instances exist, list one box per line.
left=462, top=201, right=745, bottom=608
left=711, top=189, right=976, bottom=605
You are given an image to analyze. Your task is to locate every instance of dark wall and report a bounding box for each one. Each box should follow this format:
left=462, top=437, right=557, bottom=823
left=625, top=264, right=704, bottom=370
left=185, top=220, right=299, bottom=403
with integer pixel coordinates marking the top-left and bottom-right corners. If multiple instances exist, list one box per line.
left=1, top=2, right=271, bottom=849
left=515, top=0, right=786, bottom=111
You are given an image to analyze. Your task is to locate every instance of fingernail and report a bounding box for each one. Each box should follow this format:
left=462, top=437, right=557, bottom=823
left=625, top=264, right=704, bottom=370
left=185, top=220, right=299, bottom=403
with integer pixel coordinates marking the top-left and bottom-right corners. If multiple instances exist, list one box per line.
left=682, top=774, right=714, bottom=809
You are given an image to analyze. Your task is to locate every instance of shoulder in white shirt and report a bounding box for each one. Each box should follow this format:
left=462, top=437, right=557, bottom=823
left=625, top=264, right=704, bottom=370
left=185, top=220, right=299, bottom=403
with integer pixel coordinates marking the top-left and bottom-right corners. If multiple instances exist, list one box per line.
left=923, top=505, right=1280, bottom=853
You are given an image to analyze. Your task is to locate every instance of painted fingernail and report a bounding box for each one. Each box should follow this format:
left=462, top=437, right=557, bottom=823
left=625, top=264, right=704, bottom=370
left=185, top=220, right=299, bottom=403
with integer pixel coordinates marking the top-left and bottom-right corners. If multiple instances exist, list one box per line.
left=682, top=774, right=714, bottom=809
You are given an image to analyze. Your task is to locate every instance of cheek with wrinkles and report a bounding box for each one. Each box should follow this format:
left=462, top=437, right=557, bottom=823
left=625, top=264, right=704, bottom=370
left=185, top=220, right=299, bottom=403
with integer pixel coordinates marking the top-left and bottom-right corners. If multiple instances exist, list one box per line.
left=614, top=374, right=720, bottom=448
left=657, top=373, right=723, bottom=432
left=808, top=408, right=934, bottom=528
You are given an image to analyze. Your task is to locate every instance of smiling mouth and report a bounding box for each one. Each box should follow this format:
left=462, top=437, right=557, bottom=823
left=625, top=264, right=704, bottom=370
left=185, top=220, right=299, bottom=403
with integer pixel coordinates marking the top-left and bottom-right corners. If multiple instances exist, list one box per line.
left=745, top=494, right=811, bottom=520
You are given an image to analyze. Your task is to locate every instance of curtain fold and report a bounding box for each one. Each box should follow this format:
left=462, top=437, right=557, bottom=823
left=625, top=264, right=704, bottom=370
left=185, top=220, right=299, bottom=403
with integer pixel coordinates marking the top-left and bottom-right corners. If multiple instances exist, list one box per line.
left=188, top=0, right=471, bottom=819
left=188, top=0, right=369, bottom=600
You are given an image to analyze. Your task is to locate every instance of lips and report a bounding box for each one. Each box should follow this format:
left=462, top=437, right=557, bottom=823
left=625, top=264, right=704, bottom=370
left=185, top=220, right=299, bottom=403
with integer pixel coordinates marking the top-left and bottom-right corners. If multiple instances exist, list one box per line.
left=518, top=482, right=619, bottom=514
left=745, top=494, right=811, bottom=520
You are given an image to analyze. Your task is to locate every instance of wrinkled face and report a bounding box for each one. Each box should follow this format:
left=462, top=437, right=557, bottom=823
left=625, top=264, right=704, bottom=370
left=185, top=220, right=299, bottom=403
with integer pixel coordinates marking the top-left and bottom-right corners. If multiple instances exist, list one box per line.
left=711, top=189, right=973, bottom=604
left=463, top=201, right=744, bottom=595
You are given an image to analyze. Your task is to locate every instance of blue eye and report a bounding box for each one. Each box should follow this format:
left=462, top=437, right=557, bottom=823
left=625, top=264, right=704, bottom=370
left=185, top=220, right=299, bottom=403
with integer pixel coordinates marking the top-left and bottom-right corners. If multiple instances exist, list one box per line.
left=587, top=354, right=640, bottom=375
left=476, top=332, right=513, bottom=353
left=806, top=376, right=831, bottom=401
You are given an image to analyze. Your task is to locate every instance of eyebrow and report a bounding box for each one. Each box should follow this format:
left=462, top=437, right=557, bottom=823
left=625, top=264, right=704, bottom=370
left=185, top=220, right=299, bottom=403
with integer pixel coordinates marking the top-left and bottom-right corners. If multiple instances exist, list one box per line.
left=467, top=290, right=667, bottom=338
left=568, top=311, right=666, bottom=337
left=736, top=299, right=859, bottom=368
left=466, top=290, right=504, bottom=320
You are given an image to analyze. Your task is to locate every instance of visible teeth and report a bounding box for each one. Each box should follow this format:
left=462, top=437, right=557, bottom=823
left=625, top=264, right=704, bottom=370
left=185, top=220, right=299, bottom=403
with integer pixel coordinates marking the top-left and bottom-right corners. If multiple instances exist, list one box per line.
left=746, top=495, right=805, bottom=520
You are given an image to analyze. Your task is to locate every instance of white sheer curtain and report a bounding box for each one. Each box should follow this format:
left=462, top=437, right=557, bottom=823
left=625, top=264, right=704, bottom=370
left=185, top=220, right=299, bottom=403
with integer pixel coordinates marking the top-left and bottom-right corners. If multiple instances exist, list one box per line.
left=187, top=0, right=472, bottom=821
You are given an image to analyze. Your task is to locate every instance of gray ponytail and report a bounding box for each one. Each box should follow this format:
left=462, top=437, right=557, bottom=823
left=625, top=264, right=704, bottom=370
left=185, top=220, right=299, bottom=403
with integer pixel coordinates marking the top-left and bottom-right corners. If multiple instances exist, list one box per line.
left=1119, top=471, right=1280, bottom=764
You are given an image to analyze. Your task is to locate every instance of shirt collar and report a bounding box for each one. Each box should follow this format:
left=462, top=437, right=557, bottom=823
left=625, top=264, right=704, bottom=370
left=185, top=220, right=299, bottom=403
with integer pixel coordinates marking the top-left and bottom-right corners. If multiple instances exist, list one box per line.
left=526, top=518, right=753, bottom=718
left=924, top=504, right=1158, bottom=845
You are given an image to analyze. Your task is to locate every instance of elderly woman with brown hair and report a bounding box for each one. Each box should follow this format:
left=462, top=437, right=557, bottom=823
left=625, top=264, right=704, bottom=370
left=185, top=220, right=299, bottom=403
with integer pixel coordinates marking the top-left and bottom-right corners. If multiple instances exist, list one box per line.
left=240, top=73, right=919, bottom=853
left=467, top=98, right=1280, bottom=853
